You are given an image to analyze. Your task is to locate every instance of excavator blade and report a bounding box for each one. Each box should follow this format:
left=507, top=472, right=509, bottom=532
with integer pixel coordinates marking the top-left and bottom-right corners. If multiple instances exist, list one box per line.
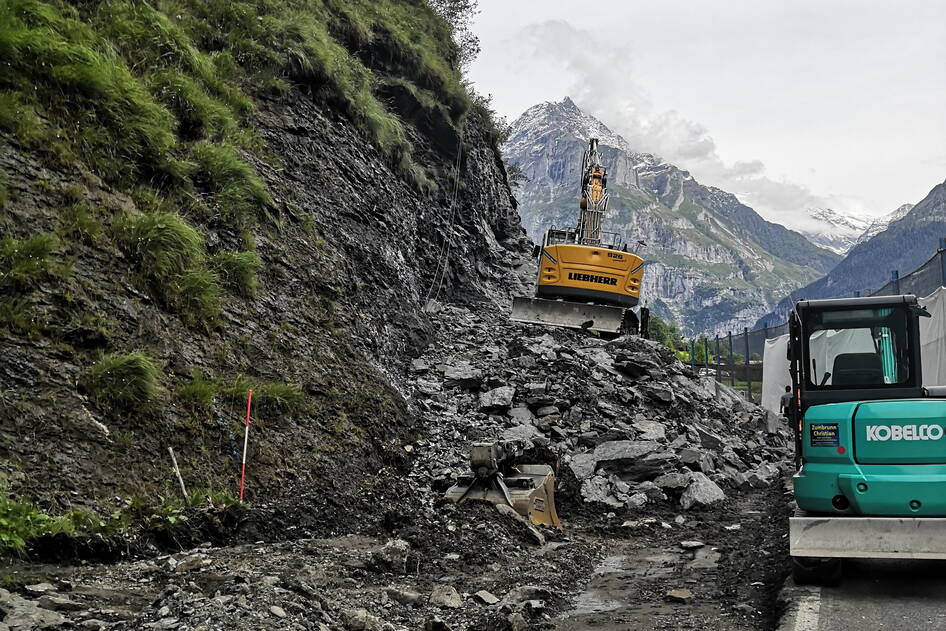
left=510, top=296, right=625, bottom=335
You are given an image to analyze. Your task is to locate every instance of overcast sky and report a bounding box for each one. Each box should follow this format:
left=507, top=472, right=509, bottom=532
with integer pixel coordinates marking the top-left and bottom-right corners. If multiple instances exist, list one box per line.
left=468, top=0, right=946, bottom=226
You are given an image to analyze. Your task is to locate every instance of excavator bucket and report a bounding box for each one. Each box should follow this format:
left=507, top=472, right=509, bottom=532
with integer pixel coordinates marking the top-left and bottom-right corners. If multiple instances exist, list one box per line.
left=510, top=296, right=626, bottom=335
left=444, top=442, right=562, bottom=528
left=444, top=464, right=561, bottom=528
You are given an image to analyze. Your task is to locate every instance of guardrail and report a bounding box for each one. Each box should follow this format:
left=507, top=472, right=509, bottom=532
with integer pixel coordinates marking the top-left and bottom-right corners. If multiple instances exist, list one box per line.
left=687, top=238, right=946, bottom=401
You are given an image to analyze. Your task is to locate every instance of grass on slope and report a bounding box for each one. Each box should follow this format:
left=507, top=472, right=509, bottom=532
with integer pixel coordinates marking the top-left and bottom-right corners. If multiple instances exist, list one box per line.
left=177, top=371, right=306, bottom=416
left=0, top=0, right=467, bottom=197
left=0, top=0, right=469, bottom=330
left=79, top=351, right=160, bottom=415
left=115, top=211, right=221, bottom=325
left=0, top=232, right=65, bottom=335
left=0, top=489, right=242, bottom=556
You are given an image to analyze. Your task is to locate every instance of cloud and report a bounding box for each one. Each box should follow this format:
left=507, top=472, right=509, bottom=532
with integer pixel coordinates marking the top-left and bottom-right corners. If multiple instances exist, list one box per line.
left=516, top=20, right=862, bottom=231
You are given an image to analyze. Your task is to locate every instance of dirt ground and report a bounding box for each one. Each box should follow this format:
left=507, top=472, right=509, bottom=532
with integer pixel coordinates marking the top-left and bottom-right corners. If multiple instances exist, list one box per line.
left=0, top=479, right=791, bottom=630
left=1, top=308, right=796, bottom=630
left=558, top=485, right=791, bottom=630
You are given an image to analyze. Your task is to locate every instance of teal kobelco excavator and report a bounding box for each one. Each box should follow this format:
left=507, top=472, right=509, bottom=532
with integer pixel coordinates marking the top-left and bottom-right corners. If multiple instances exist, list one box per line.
left=787, top=294, right=946, bottom=584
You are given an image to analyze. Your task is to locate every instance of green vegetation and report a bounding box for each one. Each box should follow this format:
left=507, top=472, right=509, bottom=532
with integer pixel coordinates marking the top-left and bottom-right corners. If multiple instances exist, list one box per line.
left=470, top=92, right=509, bottom=151
left=212, top=250, right=261, bottom=297
left=176, top=267, right=222, bottom=323
left=219, top=375, right=306, bottom=415
left=0, top=496, right=121, bottom=555
left=0, top=91, right=46, bottom=148
left=0, top=297, right=36, bottom=335
left=679, top=334, right=715, bottom=365
left=177, top=370, right=216, bottom=412
left=0, top=234, right=60, bottom=336
left=0, top=0, right=470, bottom=205
left=0, top=489, right=242, bottom=556
left=504, top=161, right=528, bottom=190
left=0, top=233, right=58, bottom=292
left=0, top=1, right=181, bottom=183
left=60, top=201, right=104, bottom=244
left=0, top=233, right=61, bottom=335
left=176, top=371, right=306, bottom=416
left=190, top=141, right=268, bottom=225
left=647, top=314, right=685, bottom=353
left=124, top=488, right=243, bottom=536
left=149, top=69, right=240, bottom=141
left=0, top=498, right=122, bottom=555
left=1, top=0, right=479, bottom=329
left=0, top=496, right=49, bottom=554
left=79, top=352, right=159, bottom=414
left=116, top=212, right=221, bottom=325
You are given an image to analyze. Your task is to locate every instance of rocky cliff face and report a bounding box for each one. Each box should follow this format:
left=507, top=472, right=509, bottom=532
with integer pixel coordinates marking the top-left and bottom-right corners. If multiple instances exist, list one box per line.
left=760, top=180, right=946, bottom=325
left=0, top=0, right=532, bottom=523
left=503, top=98, right=839, bottom=335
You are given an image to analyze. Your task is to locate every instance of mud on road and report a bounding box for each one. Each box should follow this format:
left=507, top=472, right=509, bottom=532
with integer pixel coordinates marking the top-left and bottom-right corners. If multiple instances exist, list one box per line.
left=559, top=483, right=791, bottom=631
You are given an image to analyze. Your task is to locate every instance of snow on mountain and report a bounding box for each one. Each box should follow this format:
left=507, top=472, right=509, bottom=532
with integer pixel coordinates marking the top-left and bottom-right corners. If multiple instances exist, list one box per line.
left=855, top=203, right=915, bottom=245
left=759, top=182, right=946, bottom=327
left=504, top=97, right=670, bottom=190
left=797, top=207, right=872, bottom=254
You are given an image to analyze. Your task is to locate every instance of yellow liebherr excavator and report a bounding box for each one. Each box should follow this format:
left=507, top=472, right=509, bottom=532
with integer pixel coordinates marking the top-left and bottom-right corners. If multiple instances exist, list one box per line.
left=512, top=138, right=648, bottom=336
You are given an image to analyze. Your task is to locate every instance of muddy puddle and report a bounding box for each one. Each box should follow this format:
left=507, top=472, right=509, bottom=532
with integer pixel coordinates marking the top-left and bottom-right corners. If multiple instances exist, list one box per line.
left=556, top=495, right=790, bottom=630
left=557, top=544, right=707, bottom=630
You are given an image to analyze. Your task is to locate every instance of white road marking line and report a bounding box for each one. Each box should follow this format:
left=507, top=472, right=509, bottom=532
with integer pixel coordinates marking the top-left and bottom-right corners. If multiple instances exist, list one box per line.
left=792, top=589, right=822, bottom=631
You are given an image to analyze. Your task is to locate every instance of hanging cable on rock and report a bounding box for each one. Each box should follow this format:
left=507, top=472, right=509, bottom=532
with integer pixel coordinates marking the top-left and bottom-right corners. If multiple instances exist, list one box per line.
left=423, top=125, right=465, bottom=307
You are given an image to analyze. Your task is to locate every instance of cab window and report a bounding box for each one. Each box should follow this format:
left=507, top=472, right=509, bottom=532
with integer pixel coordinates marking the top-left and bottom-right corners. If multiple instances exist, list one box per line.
left=805, top=307, right=910, bottom=388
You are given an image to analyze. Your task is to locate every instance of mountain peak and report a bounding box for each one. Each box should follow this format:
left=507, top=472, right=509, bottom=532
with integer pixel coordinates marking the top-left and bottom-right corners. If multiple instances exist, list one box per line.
left=796, top=207, right=871, bottom=254
left=507, top=97, right=657, bottom=170
left=759, top=181, right=946, bottom=327
left=560, top=96, right=580, bottom=111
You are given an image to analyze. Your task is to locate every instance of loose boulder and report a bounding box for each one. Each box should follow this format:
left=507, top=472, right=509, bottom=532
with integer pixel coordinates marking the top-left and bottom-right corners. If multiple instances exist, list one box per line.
left=479, top=385, right=515, bottom=411
left=680, top=472, right=726, bottom=509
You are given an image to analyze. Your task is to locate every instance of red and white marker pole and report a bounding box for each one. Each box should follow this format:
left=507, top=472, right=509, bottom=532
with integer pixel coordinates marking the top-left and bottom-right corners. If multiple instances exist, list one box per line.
left=239, top=389, right=253, bottom=502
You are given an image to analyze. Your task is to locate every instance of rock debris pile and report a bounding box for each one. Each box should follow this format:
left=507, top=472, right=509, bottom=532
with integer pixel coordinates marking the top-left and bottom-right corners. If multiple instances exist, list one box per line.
left=4, top=501, right=597, bottom=631
left=409, top=304, right=792, bottom=514
left=1, top=305, right=793, bottom=631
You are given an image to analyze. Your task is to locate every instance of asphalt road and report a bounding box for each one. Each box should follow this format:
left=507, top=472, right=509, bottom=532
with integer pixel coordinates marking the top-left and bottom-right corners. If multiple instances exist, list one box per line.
left=784, top=559, right=946, bottom=631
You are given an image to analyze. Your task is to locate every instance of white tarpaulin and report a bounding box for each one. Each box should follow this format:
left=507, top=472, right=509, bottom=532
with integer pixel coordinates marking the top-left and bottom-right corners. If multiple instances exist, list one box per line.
left=761, top=286, right=946, bottom=403
left=760, top=328, right=876, bottom=413
left=761, top=334, right=790, bottom=414
left=919, top=286, right=946, bottom=387
left=806, top=328, right=876, bottom=386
